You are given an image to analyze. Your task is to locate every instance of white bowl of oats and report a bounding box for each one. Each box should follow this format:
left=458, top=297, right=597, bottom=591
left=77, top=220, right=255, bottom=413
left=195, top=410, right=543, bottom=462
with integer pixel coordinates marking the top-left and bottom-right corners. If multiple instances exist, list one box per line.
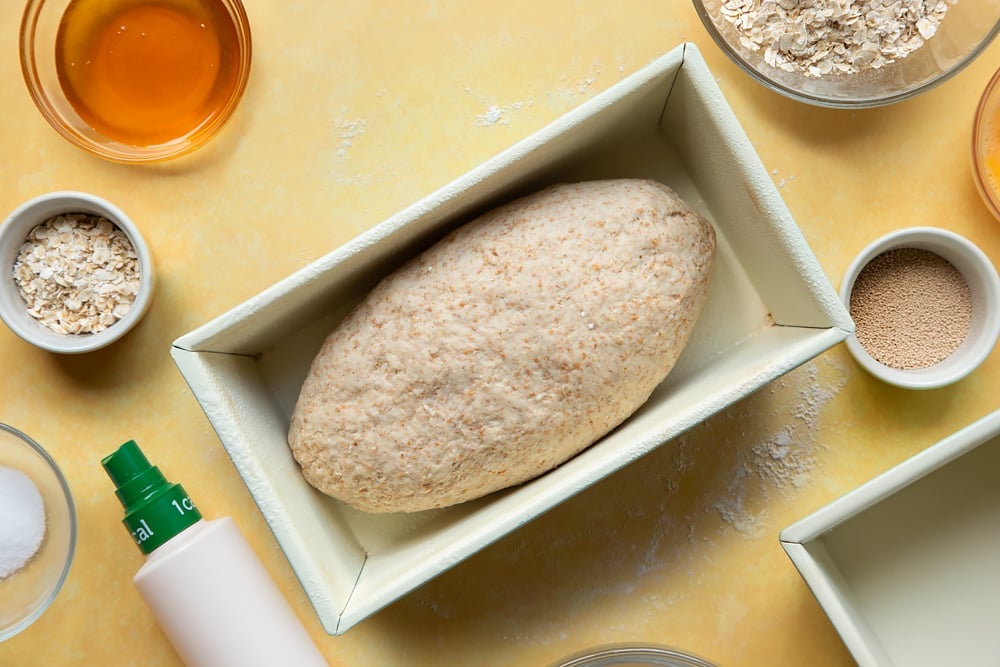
left=0, top=191, right=155, bottom=354
left=694, top=0, right=1000, bottom=107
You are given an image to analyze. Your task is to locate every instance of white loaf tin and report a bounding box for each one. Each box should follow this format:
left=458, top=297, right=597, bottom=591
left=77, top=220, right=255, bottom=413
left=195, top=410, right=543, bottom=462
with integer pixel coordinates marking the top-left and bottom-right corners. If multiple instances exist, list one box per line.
left=780, top=408, right=1000, bottom=667
left=171, top=43, right=853, bottom=634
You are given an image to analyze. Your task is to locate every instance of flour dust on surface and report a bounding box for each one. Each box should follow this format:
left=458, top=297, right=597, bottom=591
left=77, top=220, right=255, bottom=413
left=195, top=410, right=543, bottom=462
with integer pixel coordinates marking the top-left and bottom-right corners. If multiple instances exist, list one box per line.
left=698, top=354, right=849, bottom=537
left=467, top=56, right=631, bottom=128
left=405, top=355, right=850, bottom=650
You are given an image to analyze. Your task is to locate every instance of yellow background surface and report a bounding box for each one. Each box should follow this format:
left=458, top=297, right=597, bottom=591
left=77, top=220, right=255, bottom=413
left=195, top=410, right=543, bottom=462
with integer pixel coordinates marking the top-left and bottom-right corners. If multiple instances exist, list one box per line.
left=2, top=1, right=999, bottom=666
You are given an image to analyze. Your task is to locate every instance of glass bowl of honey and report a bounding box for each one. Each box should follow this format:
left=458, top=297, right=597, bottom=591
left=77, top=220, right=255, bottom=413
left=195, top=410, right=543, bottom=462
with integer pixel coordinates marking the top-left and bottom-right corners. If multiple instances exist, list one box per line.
left=19, top=0, right=252, bottom=163
left=973, top=64, right=1000, bottom=221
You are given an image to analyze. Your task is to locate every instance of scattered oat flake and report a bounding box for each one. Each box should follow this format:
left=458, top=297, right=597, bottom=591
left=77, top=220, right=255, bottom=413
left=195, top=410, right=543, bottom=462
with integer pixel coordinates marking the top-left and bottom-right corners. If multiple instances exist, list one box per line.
left=12, top=213, right=140, bottom=335
left=719, top=0, right=955, bottom=77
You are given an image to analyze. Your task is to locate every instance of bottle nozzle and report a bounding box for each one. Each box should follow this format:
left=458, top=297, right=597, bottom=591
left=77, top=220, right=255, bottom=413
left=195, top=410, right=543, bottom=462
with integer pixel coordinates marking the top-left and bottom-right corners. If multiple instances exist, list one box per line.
left=102, top=440, right=153, bottom=487
left=101, top=440, right=202, bottom=555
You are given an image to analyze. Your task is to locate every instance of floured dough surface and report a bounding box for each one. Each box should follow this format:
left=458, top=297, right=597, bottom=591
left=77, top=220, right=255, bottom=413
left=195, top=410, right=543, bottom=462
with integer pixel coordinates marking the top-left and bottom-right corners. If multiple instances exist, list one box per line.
left=288, top=179, right=716, bottom=513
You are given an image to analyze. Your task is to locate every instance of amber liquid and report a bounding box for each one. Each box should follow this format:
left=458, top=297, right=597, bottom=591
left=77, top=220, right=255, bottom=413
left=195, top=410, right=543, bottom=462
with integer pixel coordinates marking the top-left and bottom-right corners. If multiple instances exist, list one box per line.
left=56, top=0, right=242, bottom=147
left=985, top=110, right=1000, bottom=196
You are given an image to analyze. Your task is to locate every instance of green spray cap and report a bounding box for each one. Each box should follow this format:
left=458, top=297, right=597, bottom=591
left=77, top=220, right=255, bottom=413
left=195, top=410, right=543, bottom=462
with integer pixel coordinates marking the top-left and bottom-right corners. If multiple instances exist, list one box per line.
left=101, top=440, right=202, bottom=555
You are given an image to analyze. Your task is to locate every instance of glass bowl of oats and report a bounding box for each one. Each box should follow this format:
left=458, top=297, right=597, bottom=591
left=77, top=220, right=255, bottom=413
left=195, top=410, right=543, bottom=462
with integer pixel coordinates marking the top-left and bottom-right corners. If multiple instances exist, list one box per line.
left=0, top=191, right=155, bottom=354
left=694, top=0, right=1000, bottom=108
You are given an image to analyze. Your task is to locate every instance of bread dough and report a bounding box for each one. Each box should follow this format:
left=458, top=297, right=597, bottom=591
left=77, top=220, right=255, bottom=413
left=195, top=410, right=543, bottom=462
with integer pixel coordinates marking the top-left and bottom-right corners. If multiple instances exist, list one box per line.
left=288, top=179, right=716, bottom=513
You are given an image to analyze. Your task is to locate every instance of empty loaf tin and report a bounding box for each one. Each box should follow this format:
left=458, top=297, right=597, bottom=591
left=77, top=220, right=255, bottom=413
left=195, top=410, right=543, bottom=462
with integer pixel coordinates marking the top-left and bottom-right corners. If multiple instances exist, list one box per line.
left=170, top=43, right=853, bottom=634
left=781, top=408, right=1000, bottom=666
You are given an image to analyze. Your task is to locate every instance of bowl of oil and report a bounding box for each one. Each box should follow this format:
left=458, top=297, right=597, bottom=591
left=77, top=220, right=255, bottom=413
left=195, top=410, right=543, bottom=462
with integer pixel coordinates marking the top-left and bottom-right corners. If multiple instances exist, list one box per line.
left=19, top=0, right=252, bottom=163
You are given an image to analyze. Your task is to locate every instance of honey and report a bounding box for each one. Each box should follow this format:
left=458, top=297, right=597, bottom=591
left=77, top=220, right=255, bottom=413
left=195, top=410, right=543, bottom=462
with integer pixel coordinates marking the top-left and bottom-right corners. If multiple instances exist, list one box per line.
left=55, top=0, right=243, bottom=147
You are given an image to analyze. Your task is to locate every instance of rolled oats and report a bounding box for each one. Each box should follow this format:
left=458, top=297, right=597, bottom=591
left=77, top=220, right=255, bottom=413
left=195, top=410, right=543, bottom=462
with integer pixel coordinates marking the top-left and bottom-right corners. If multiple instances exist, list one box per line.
left=12, top=213, right=140, bottom=335
left=720, top=0, right=955, bottom=77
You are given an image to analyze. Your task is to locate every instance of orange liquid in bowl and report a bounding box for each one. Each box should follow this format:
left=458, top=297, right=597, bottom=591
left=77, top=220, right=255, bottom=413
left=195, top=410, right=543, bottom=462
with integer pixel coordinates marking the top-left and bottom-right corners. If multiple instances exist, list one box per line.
left=971, top=64, right=1000, bottom=217
left=977, top=82, right=1000, bottom=218
left=984, top=123, right=1000, bottom=196
left=55, top=0, right=243, bottom=147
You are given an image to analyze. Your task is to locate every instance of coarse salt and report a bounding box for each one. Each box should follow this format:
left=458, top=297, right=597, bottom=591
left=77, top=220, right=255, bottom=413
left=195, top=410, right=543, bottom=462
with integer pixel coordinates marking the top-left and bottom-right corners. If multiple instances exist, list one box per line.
left=0, top=466, right=46, bottom=579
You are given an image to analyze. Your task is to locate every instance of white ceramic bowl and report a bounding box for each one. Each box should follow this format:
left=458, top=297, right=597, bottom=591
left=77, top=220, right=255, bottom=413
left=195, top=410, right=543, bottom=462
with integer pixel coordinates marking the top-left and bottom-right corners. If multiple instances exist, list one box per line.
left=840, top=227, right=1000, bottom=389
left=0, top=423, right=76, bottom=642
left=0, top=191, right=155, bottom=353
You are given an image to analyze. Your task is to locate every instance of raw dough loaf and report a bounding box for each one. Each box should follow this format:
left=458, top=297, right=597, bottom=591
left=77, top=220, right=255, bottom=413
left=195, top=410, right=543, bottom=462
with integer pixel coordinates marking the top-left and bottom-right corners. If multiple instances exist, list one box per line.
left=288, top=178, right=716, bottom=513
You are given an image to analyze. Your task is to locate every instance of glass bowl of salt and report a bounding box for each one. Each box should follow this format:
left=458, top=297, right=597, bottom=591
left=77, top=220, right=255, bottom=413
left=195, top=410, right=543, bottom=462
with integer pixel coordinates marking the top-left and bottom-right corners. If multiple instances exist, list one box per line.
left=0, top=423, right=75, bottom=642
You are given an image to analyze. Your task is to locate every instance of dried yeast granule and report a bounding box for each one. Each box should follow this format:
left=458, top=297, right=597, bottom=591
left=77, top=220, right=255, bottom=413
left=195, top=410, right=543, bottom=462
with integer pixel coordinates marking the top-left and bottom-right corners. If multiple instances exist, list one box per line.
left=849, top=247, right=971, bottom=370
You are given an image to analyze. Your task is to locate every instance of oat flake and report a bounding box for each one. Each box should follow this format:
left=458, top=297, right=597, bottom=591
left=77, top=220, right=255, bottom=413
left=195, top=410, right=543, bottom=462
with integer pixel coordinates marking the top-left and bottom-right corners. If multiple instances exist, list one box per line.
left=719, top=0, right=955, bottom=77
left=12, top=213, right=140, bottom=335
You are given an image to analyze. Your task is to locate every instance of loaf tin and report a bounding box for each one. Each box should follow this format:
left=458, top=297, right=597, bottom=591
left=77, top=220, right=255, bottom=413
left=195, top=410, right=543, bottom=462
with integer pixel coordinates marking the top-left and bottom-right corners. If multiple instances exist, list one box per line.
left=171, top=42, right=853, bottom=634
left=780, top=408, right=1000, bottom=666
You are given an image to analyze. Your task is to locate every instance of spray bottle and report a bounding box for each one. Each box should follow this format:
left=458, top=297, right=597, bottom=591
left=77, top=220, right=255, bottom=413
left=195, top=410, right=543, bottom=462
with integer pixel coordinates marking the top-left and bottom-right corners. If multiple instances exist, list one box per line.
left=101, top=440, right=328, bottom=667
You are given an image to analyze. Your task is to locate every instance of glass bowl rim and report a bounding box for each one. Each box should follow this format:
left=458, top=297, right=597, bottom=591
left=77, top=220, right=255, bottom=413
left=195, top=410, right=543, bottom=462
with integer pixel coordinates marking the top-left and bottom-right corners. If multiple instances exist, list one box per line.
left=972, top=63, right=1000, bottom=221
left=691, top=0, right=1000, bottom=109
left=0, top=422, right=77, bottom=643
left=552, top=643, right=717, bottom=667
left=17, top=0, right=254, bottom=164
